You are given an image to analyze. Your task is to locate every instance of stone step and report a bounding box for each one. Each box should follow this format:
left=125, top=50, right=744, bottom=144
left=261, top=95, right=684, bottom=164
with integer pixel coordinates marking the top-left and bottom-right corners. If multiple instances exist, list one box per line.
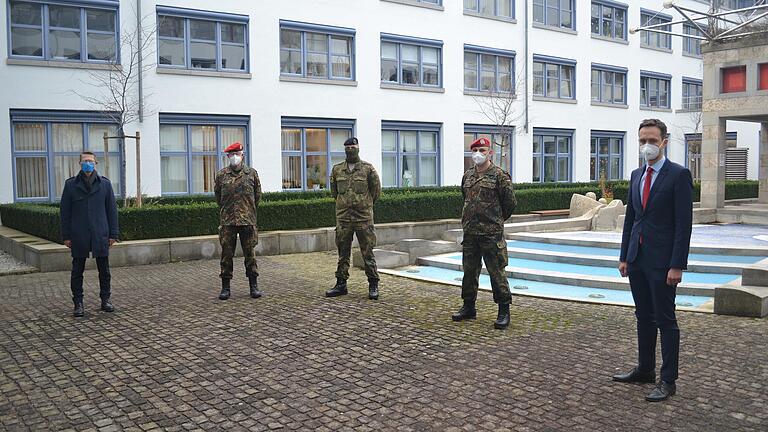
left=714, top=279, right=768, bottom=318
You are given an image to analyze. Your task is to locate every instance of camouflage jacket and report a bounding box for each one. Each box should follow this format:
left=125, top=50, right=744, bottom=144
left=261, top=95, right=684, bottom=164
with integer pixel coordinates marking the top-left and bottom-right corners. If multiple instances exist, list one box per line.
left=214, top=165, right=262, bottom=226
left=461, top=163, right=517, bottom=236
left=330, top=160, right=381, bottom=223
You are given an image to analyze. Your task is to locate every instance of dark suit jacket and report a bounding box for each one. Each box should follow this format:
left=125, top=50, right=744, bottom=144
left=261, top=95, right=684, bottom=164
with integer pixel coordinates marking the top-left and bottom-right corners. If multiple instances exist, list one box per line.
left=619, top=160, right=693, bottom=270
left=60, top=171, right=119, bottom=258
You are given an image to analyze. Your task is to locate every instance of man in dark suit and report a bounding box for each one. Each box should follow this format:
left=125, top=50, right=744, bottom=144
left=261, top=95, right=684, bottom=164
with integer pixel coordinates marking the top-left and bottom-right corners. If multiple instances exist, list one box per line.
left=60, top=151, right=119, bottom=317
left=614, top=118, right=693, bottom=402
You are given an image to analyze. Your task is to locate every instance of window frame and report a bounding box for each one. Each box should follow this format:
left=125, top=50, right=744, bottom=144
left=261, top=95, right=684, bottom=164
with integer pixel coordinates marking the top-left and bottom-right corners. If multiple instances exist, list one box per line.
left=156, top=6, right=250, bottom=73
left=380, top=33, right=443, bottom=88
left=381, top=121, right=441, bottom=188
left=590, top=131, right=624, bottom=181
left=532, top=128, right=573, bottom=183
left=10, top=110, right=122, bottom=202
left=279, top=20, right=356, bottom=82
left=591, top=63, right=627, bottom=105
left=7, top=0, right=120, bottom=64
left=640, top=70, right=672, bottom=109
left=280, top=117, right=355, bottom=192
left=683, top=23, right=704, bottom=56
left=532, top=54, right=576, bottom=100
left=158, top=113, right=250, bottom=196
left=591, top=0, right=628, bottom=41
left=532, top=0, right=575, bottom=30
left=721, top=65, right=747, bottom=93
left=759, top=63, right=768, bottom=91
left=464, top=124, right=513, bottom=175
left=640, top=9, right=672, bottom=50
left=463, top=0, right=515, bottom=20
left=682, top=77, right=703, bottom=110
left=463, top=44, right=516, bottom=93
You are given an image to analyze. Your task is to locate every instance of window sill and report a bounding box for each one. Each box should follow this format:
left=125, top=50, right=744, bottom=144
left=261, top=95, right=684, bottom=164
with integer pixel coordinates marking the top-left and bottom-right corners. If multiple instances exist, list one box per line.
left=463, top=11, right=517, bottom=24
left=280, top=76, right=357, bottom=87
left=640, top=106, right=672, bottom=112
left=591, top=101, right=628, bottom=109
left=381, top=0, right=444, bottom=11
left=156, top=67, right=251, bottom=79
left=676, top=108, right=701, bottom=113
left=718, top=91, right=749, bottom=98
left=380, top=83, right=445, bottom=93
left=464, top=89, right=517, bottom=98
left=533, top=96, right=577, bottom=104
left=590, top=34, right=628, bottom=45
left=6, top=58, right=122, bottom=71
left=640, top=44, right=673, bottom=54
left=682, top=52, right=702, bottom=59
left=532, top=22, right=577, bottom=35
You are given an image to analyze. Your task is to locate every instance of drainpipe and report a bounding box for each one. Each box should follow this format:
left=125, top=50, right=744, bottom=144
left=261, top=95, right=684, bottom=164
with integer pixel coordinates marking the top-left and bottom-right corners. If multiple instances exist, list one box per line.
left=137, top=0, right=144, bottom=122
left=524, top=0, right=529, bottom=133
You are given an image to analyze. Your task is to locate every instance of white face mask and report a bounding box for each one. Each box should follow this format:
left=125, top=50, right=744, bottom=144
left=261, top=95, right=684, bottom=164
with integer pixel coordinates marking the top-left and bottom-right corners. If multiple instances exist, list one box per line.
left=639, top=144, right=660, bottom=162
left=229, top=155, right=243, bottom=167
left=472, top=152, right=487, bottom=165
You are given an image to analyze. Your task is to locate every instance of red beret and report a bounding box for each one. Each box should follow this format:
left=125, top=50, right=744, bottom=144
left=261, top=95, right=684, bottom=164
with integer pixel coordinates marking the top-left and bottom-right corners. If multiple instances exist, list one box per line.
left=224, top=142, right=243, bottom=153
left=470, top=137, right=491, bottom=150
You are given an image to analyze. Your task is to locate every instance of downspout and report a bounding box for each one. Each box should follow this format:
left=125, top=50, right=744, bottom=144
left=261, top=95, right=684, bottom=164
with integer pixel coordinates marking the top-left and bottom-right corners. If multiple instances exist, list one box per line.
left=137, top=0, right=144, bottom=122
left=523, top=0, right=529, bottom=133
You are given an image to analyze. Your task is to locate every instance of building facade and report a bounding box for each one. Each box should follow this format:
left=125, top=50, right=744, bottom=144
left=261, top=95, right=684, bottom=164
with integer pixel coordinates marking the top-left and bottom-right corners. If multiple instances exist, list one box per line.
left=0, top=0, right=761, bottom=203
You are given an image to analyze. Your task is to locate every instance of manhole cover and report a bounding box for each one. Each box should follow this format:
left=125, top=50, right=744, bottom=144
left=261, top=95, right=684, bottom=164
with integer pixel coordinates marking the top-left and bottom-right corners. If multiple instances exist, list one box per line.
left=512, top=285, right=528, bottom=290
left=677, top=302, right=694, bottom=307
left=406, top=269, right=420, bottom=274
left=588, top=294, right=605, bottom=299
left=454, top=277, right=463, bottom=281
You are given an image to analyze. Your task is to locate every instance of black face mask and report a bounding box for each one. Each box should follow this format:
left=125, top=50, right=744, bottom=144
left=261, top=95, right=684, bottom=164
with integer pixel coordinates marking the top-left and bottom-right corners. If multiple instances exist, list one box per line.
left=345, top=147, right=360, bottom=163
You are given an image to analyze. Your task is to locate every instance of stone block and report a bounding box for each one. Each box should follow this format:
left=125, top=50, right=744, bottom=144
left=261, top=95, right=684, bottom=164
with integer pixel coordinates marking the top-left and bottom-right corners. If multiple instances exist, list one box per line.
left=441, top=229, right=463, bottom=243
left=170, top=236, right=220, bottom=262
left=742, top=258, right=768, bottom=287
left=714, top=284, right=768, bottom=318
left=592, top=200, right=625, bottom=231
left=255, top=233, right=280, bottom=256
left=394, top=239, right=461, bottom=264
left=278, top=229, right=328, bottom=254
left=108, top=240, right=171, bottom=267
left=615, top=215, right=625, bottom=232
left=569, top=193, right=604, bottom=218
left=37, top=250, right=76, bottom=272
left=353, top=249, right=410, bottom=269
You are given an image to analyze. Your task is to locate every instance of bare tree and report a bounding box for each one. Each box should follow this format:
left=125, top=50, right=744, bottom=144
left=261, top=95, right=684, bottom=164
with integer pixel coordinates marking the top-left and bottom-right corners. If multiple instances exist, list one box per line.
left=73, top=6, right=156, bottom=202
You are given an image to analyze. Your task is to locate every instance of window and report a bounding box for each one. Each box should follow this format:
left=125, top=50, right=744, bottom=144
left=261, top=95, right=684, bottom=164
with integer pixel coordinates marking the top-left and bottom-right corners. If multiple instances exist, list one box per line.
left=10, top=110, right=121, bottom=202
left=533, top=128, right=572, bottom=183
left=380, top=34, right=442, bottom=88
left=463, top=45, right=515, bottom=93
left=591, top=1, right=627, bottom=40
left=8, top=0, right=118, bottom=62
left=640, top=10, right=672, bottom=50
left=533, top=0, right=574, bottom=30
left=279, top=20, right=355, bottom=81
left=281, top=118, right=354, bottom=191
left=159, top=114, right=249, bottom=195
left=760, top=64, right=768, bottom=90
left=532, top=55, right=575, bottom=100
left=463, top=0, right=514, bottom=19
left=640, top=71, right=671, bottom=109
left=682, top=78, right=702, bottom=110
left=464, top=126, right=512, bottom=173
left=722, top=66, right=747, bottom=93
left=591, top=131, right=624, bottom=181
left=381, top=122, right=441, bottom=187
left=683, top=24, right=704, bottom=56
left=686, top=132, right=737, bottom=180
left=591, top=64, right=627, bottom=105
left=157, top=6, right=248, bottom=72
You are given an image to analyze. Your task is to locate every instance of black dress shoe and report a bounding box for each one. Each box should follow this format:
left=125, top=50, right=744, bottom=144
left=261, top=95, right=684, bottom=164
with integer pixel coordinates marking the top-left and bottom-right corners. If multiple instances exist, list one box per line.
left=612, top=367, right=656, bottom=383
left=451, top=302, right=477, bottom=321
left=101, top=300, right=115, bottom=312
left=646, top=381, right=676, bottom=402
left=73, top=302, right=84, bottom=317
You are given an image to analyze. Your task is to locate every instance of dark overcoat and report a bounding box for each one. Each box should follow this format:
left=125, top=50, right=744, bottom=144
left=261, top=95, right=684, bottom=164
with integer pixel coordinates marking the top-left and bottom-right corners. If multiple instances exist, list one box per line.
left=60, top=172, right=119, bottom=258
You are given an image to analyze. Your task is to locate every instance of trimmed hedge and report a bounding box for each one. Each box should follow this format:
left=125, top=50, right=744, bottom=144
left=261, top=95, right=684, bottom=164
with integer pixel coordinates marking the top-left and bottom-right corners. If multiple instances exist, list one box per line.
left=1, top=181, right=757, bottom=243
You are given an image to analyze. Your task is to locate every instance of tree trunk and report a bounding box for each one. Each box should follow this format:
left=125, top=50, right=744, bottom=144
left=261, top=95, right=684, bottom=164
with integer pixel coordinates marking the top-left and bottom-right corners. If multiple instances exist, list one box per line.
left=118, top=126, right=127, bottom=204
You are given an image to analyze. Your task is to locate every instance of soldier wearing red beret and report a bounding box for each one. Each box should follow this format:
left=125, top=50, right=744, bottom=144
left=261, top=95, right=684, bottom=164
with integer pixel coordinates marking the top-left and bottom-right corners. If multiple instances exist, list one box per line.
left=214, top=142, right=262, bottom=300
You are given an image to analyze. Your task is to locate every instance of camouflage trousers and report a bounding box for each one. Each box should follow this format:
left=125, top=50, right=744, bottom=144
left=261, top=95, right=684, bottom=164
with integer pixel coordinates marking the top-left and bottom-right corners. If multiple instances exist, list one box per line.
left=461, top=233, right=511, bottom=305
left=335, top=221, right=379, bottom=281
left=219, top=225, right=259, bottom=280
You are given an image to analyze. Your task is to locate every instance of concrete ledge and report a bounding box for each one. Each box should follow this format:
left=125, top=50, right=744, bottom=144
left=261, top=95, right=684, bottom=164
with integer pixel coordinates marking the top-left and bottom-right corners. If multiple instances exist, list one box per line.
left=742, top=257, right=768, bottom=287
left=353, top=249, right=410, bottom=269
left=394, top=239, right=461, bottom=264
left=714, top=281, right=768, bottom=317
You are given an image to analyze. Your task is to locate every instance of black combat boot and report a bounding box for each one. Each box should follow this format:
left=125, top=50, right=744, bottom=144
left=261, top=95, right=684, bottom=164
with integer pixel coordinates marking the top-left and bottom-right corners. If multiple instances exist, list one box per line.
left=325, top=278, right=348, bottom=297
left=100, top=298, right=115, bottom=312
left=368, top=279, right=379, bottom=300
left=451, top=301, right=477, bottom=321
left=494, top=303, right=510, bottom=329
left=249, top=276, right=262, bottom=299
left=219, top=279, right=231, bottom=300
left=73, top=301, right=84, bottom=317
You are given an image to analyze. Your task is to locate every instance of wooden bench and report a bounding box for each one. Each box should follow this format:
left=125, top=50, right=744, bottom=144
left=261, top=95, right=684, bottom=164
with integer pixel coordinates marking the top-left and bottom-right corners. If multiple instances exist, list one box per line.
left=529, top=209, right=570, bottom=217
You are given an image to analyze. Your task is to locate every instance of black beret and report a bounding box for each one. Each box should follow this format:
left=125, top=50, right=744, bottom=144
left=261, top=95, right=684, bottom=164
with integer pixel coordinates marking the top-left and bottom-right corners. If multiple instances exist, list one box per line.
left=344, top=137, right=359, bottom=146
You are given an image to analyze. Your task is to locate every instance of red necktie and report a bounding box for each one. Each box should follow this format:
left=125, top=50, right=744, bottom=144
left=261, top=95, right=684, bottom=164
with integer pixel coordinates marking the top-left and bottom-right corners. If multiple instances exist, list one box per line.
left=642, top=166, right=654, bottom=210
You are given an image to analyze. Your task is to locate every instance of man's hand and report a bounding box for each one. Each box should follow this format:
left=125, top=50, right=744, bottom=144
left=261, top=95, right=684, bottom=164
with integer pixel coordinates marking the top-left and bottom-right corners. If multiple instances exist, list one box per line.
left=618, top=261, right=628, bottom=277
left=109, top=239, right=117, bottom=247
left=667, top=268, right=683, bottom=286
left=64, top=240, right=72, bottom=249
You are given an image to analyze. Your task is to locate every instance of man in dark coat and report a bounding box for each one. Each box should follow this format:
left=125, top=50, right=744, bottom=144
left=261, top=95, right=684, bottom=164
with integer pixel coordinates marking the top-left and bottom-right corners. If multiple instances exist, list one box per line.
left=60, top=151, right=119, bottom=317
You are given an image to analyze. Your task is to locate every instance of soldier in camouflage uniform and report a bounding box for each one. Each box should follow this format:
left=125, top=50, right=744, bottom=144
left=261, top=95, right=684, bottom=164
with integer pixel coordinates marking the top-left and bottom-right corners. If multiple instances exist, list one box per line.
left=452, top=137, right=517, bottom=329
left=214, top=142, right=262, bottom=301
left=325, top=137, right=382, bottom=300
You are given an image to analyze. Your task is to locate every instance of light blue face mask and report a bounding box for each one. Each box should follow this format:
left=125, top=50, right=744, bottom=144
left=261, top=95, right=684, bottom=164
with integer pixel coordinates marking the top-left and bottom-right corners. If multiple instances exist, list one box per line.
left=81, top=161, right=95, bottom=173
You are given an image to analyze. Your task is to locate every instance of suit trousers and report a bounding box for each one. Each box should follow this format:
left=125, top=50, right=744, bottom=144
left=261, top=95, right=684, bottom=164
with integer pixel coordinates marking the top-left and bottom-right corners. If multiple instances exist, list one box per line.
left=627, top=245, right=680, bottom=383
left=71, top=256, right=111, bottom=304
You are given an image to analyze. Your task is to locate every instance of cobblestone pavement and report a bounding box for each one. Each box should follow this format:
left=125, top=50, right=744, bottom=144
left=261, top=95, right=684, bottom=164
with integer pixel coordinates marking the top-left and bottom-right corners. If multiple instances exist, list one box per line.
left=1, top=251, right=766, bottom=432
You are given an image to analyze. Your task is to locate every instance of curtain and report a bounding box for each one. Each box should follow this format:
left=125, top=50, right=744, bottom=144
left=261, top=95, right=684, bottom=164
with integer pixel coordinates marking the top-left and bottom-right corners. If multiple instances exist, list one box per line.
left=15, top=158, right=48, bottom=198
left=13, top=123, right=45, bottom=151
left=52, top=123, right=83, bottom=152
